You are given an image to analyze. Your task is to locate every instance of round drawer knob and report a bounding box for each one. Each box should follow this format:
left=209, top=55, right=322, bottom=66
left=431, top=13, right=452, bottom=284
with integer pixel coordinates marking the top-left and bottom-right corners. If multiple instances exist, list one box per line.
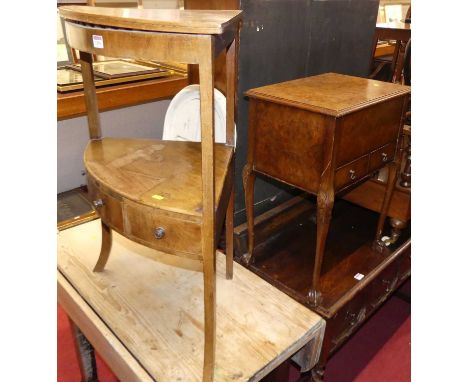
left=381, top=152, right=388, bottom=162
left=349, top=169, right=357, bottom=180
left=154, top=227, right=166, bottom=239
left=93, top=199, right=104, bottom=208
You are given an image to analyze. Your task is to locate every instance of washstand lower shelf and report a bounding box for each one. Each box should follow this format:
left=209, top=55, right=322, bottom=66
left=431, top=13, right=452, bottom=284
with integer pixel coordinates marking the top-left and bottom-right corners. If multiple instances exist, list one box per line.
left=235, top=199, right=410, bottom=380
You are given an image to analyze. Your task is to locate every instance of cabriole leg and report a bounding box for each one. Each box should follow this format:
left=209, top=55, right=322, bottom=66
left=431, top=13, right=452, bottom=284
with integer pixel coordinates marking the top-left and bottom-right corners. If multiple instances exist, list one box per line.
left=308, top=190, right=334, bottom=307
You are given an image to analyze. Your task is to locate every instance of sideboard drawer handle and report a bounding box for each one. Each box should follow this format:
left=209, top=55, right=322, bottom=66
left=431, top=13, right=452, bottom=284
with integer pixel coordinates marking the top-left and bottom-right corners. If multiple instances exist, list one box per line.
left=381, top=152, right=388, bottom=162
left=349, top=169, right=357, bottom=180
left=154, top=227, right=166, bottom=239
left=93, top=199, right=104, bottom=208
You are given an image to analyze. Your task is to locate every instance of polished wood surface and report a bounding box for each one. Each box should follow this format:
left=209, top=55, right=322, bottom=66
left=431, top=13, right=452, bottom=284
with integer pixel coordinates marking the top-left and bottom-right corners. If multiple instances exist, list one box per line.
left=245, top=73, right=409, bottom=117
left=85, top=139, right=233, bottom=217
left=243, top=73, right=410, bottom=306
left=58, top=220, right=325, bottom=382
left=57, top=75, right=188, bottom=120
left=60, top=6, right=242, bottom=34
left=60, top=7, right=242, bottom=381
left=238, top=199, right=410, bottom=381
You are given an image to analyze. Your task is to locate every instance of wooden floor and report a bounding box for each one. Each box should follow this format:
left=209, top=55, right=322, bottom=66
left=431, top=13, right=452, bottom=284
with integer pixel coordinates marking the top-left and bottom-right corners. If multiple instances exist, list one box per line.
left=248, top=199, right=410, bottom=314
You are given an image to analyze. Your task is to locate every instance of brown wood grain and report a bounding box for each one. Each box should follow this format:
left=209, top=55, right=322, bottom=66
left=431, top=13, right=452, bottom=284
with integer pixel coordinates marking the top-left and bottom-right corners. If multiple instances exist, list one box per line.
left=243, top=73, right=410, bottom=306
left=245, top=73, right=410, bottom=117
left=60, top=7, right=243, bottom=381
left=58, top=75, right=188, bottom=120
left=58, top=220, right=325, bottom=382
left=60, top=6, right=242, bottom=34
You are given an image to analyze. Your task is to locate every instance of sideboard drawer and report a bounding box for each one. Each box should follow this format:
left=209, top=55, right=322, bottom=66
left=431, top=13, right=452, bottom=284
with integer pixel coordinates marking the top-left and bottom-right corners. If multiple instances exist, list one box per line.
left=123, top=200, right=202, bottom=258
left=335, top=155, right=369, bottom=191
left=369, top=142, right=397, bottom=172
left=329, top=294, right=367, bottom=349
left=366, top=259, right=400, bottom=311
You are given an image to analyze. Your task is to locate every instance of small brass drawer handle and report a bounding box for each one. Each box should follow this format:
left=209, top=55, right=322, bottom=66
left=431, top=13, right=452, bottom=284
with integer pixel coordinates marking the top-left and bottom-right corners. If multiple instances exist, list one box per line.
left=154, top=227, right=166, bottom=239
left=349, top=169, right=357, bottom=180
left=93, top=199, right=104, bottom=208
left=381, top=152, right=388, bottom=162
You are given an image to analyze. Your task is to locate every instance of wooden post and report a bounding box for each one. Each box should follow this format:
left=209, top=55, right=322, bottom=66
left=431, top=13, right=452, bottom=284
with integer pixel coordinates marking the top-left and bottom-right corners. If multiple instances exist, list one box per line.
left=198, top=36, right=216, bottom=382
left=224, top=30, right=238, bottom=279
left=79, top=51, right=102, bottom=140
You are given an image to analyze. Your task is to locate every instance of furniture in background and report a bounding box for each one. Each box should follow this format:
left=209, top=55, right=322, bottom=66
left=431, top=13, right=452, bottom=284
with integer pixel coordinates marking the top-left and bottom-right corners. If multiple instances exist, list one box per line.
left=369, top=19, right=411, bottom=84
left=242, top=73, right=410, bottom=306
left=354, top=6, right=411, bottom=242
left=59, top=6, right=241, bottom=381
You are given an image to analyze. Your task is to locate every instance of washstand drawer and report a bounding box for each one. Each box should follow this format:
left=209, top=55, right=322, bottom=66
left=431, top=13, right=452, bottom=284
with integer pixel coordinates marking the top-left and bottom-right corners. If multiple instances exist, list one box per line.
left=123, top=200, right=202, bottom=258
left=87, top=177, right=124, bottom=232
left=335, top=155, right=369, bottom=191
left=369, top=142, right=397, bottom=172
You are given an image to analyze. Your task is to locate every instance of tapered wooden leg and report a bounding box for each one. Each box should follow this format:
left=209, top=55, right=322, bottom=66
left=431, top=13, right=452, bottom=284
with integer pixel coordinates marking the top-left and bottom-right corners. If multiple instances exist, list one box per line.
left=374, top=161, right=399, bottom=250
left=93, top=221, right=112, bottom=272
left=308, top=190, right=334, bottom=307
left=225, top=187, right=234, bottom=279
left=242, top=164, right=256, bottom=265
left=202, top=263, right=215, bottom=382
left=199, top=38, right=216, bottom=382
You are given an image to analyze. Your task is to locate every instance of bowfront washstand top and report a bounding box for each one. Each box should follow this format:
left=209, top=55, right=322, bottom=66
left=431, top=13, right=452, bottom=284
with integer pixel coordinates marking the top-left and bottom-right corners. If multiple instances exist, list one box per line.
left=59, top=6, right=242, bottom=34
left=59, top=6, right=242, bottom=382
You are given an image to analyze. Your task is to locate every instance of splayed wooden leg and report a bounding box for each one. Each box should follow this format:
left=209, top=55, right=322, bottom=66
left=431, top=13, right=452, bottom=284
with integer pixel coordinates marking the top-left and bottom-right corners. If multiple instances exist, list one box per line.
left=93, top=221, right=112, bottom=272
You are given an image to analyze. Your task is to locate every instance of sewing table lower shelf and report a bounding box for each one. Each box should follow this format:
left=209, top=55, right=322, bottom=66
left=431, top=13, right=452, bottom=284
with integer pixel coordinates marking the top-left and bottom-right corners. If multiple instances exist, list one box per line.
left=57, top=220, right=325, bottom=382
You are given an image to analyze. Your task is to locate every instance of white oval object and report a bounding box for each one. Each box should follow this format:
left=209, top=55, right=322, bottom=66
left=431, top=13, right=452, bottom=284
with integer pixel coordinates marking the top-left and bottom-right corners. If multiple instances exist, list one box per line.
left=163, top=84, right=236, bottom=146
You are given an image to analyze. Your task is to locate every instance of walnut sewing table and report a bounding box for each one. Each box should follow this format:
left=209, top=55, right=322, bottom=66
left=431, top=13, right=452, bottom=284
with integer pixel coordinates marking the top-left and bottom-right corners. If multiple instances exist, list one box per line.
left=58, top=220, right=325, bottom=382
left=59, top=6, right=242, bottom=381
left=243, top=73, right=410, bottom=306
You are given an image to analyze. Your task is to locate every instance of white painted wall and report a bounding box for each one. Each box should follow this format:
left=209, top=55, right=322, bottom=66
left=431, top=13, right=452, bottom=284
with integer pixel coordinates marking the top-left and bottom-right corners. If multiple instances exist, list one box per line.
left=57, top=99, right=171, bottom=193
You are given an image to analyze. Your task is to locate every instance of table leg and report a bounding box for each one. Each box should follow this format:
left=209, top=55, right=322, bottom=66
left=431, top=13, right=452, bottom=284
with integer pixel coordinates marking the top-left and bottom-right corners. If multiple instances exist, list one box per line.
left=199, top=39, right=216, bottom=382
left=389, top=217, right=407, bottom=244
left=93, top=221, right=112, bottom=272
left=225, top=186, right=234, bottom=279
left=308, top=189, right=334, bottom=307
left=374, top=161, right=399, bottom=252
left=69, top=318, right=99, bottom=382
left=242, top=164, right=256, bottom=265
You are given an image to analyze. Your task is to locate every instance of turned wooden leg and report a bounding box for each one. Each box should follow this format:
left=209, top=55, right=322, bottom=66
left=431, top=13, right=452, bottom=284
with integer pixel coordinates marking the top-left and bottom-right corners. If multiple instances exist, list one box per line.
left=374, top=161, right=399, bottom=249
left=400, top=143, right=411, bottom=188
left=69, top=319, right=99, bottom=382
left=308, top=190, right=334, bottom=306
left=389, top=217, right=407, bottom=244
left=242, top=164, right=256, bottom=265
left=225, top=187, right=234, bottom=279
left=93, top=221, right=112, bottom=272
